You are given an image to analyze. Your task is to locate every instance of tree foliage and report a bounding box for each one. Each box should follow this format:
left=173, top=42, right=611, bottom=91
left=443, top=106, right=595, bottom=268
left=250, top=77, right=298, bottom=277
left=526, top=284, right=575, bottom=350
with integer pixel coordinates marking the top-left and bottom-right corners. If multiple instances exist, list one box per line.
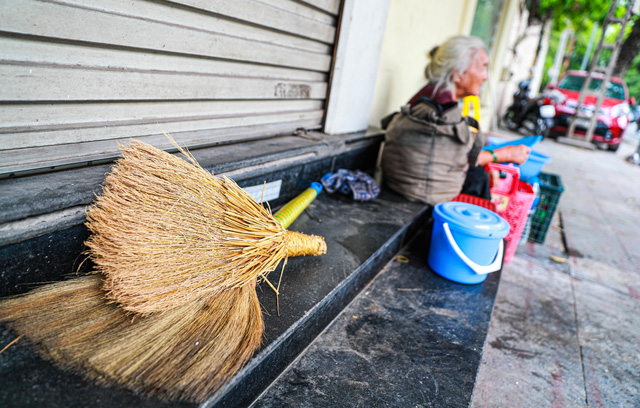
left=528, top=0, right=640, bottom=98
left=528, top=0, right=610, bottom=31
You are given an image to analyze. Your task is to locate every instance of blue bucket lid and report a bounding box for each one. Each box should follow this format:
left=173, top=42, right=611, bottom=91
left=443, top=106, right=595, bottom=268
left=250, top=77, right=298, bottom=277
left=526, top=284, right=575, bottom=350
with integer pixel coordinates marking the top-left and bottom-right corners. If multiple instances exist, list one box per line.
left=434, top=202, right=510, bottom=239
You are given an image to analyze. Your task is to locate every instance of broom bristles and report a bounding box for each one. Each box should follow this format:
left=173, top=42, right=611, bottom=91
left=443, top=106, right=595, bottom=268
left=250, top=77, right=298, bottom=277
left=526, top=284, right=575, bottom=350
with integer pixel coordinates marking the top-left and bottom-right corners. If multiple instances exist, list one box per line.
left=86, top=140, right=324, bottom=315
left=0, top=275, right=263, bottom=403
left=0, top=138, right=326, bottom=402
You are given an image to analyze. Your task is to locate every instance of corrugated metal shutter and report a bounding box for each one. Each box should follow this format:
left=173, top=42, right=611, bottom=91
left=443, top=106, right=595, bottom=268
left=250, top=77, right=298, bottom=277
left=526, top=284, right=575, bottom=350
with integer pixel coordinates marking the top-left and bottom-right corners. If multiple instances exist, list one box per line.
left=0, top=0, right=341, bottom=177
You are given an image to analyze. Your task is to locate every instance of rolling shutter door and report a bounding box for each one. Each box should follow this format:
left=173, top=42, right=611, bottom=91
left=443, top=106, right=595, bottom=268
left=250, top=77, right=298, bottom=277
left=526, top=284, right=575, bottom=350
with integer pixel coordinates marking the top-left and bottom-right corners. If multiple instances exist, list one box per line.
left=0, top=0, right=341, bottom=177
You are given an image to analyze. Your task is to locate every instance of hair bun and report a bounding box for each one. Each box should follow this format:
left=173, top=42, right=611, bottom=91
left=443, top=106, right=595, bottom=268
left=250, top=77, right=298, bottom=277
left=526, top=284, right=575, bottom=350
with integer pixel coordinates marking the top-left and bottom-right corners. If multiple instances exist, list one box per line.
left=429, top=46, right=440, bottom=58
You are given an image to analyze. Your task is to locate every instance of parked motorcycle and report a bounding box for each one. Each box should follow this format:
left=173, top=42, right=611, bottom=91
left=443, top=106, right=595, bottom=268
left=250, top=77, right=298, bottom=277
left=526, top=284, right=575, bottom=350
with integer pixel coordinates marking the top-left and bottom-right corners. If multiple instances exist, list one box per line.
left=503, top=79, right=565, bottom=137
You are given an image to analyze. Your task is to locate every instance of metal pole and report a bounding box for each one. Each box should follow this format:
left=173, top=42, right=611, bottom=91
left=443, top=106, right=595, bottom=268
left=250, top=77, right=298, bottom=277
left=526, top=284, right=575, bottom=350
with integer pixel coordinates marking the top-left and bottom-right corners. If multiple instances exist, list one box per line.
left=530, top=18, right=551, bottom=95
left=580, top=23, right=598, bottom=71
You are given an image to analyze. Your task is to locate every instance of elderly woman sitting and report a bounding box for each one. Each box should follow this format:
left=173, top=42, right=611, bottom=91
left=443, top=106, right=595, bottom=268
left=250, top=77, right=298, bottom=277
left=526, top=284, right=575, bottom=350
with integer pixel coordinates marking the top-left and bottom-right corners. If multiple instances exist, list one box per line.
left=381, top=35, right=529, bottom=205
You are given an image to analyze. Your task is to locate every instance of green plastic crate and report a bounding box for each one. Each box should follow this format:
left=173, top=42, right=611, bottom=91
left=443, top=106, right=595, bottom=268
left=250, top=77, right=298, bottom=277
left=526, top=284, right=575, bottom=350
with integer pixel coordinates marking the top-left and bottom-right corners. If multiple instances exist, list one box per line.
left=528, top=172, right=564, bottom=243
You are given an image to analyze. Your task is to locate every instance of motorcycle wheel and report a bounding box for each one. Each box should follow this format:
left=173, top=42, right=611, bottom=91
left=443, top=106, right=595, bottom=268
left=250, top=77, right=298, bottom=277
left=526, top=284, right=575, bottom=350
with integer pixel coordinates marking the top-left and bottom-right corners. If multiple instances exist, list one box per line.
left=523, top=113, right=547, bottom=136
left=540, top=119, right=551, bottom=138
left=503, top=110, right=519, bottom=131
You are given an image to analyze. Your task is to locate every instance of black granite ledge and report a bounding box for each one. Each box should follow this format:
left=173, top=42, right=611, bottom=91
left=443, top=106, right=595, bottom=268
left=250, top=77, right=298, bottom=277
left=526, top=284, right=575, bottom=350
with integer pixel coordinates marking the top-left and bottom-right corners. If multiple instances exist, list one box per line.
left=1, top=126, right=503, bottom=408
left=207, top=192, right=430, bottom=408
left=0, top=131, right=382, bottom=226
left=252, top=226, right=501, bottom=408
left=0, top=189, right=429, bottom=408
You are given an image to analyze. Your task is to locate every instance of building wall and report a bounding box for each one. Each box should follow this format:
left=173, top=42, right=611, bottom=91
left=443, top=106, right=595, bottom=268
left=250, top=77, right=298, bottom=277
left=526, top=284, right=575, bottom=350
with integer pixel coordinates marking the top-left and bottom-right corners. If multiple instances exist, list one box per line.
left=369, top=0, right=522, bottom=131
left=481, top=0, right=520, bottom=130
left=494, top=7, right=546, bottom=118
left=368, top=0, right=479, bottom=129
left=324, top=0, right=392, bottom=134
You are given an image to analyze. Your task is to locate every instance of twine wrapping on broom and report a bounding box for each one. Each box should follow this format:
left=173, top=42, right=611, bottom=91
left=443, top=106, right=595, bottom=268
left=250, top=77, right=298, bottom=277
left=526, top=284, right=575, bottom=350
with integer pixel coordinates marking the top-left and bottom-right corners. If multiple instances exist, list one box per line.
left=0, top=138, right=326, bottom=403
left=276, top=182, right=326, bottom=257
left=285, top=230, right=327, bottom=257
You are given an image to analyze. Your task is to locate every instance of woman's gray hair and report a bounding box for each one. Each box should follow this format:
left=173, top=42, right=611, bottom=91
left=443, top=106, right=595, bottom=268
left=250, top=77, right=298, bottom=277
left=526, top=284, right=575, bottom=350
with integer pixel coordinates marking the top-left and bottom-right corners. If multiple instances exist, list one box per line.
left=424, top=35, right=486, bottom=93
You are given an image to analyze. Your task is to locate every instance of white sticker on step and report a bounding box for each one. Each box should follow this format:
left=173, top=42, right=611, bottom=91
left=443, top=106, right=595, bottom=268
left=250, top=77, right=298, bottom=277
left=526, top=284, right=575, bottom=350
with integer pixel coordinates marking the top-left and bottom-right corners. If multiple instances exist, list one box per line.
left=243, top=180, right=282, bottom=203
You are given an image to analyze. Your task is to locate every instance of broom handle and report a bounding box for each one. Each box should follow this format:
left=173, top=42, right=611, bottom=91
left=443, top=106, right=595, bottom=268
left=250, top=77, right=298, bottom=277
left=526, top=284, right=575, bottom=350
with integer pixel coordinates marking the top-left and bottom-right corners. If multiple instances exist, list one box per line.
left=273, top=182, right=323, bottom=229
left=273, top=182, right=326, bottom=257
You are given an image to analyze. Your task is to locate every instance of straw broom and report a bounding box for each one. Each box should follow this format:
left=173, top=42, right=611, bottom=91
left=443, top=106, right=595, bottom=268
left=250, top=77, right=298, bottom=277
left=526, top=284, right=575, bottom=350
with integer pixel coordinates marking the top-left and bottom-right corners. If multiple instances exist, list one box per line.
left=0, top=275, right=262, bottom=402
left=86, top=139, right=326, bottom=315
left=0, top=139, right=326, bottom=402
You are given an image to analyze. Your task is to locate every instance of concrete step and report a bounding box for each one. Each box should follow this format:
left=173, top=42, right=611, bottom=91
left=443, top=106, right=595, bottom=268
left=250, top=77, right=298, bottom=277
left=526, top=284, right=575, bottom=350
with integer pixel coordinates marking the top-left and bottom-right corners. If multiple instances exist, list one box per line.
left=204, top=191, right=430, bottom=407
left=0, top=132, right=503, bottom=407
left=250, top=224, right=502, bottom=407
left=0, top=168, right=433, bottom=407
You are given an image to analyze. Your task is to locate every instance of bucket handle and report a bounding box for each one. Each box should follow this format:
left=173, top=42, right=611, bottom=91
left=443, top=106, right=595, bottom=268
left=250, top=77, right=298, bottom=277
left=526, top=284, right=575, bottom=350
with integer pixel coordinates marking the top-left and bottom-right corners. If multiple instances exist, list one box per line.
left=442, top=222, right=503, bottom=275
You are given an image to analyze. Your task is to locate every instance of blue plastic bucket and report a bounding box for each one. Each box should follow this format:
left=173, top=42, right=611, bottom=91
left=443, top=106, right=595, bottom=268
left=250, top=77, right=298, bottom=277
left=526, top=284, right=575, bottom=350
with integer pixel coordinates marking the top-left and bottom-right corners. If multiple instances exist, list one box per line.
left=428, top=202, right=510, bottom=284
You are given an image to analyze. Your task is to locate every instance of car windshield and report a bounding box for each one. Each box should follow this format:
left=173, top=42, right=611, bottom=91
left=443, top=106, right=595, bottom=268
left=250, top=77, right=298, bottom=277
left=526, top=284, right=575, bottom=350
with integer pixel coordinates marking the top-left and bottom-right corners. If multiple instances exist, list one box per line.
left=558, top=75, right=626, bottom=100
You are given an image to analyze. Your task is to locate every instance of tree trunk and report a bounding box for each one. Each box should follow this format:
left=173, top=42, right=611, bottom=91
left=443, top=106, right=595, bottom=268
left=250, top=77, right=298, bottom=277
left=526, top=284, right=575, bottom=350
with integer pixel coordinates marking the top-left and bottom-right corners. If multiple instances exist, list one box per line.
left=531, top=10, right=551, bottom=71
left=614, top=20, right=640, bottom=78
left=528, top=0, right=539, bottom=26
left=562, top=33, right=576, bottom=73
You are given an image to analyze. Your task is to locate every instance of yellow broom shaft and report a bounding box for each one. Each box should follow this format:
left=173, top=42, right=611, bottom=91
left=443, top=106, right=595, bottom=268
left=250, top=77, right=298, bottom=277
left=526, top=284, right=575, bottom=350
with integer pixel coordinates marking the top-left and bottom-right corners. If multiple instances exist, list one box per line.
left=273, top=182, right=322, bottom=229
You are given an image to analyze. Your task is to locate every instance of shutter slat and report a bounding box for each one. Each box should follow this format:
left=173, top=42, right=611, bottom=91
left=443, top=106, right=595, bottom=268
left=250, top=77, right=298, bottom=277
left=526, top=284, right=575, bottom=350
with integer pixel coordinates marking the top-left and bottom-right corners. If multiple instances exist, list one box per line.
left=0, top=65, right=328, bottom=102
left=0, top=119, right=323, bottom=177
left=297, top=0, right=342, bottom=15
left=0, top=110, right=325, bottom=149
left=0, top=36, right=327, bottom=82
left=0, top=1, right=332, bottom=71
left=253, top=0, right=338, bottom=24
left=171, top=0, right=336, bottom=43
left=0, top=37, right=328, bottom=83
left=0, top=100, right=324, bottom=131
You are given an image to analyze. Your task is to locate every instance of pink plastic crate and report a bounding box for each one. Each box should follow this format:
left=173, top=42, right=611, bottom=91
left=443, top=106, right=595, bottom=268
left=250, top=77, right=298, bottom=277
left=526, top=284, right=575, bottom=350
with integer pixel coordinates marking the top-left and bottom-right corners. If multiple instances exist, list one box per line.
left=451, top=193, right=497, bottom=212
left=487, top=163, right=535, bottom=263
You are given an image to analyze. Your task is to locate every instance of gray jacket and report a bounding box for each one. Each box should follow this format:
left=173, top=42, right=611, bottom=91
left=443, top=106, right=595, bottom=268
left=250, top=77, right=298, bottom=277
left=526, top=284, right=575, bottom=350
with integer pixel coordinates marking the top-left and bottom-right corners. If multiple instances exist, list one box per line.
left=381, top=100, right=484, bottom=205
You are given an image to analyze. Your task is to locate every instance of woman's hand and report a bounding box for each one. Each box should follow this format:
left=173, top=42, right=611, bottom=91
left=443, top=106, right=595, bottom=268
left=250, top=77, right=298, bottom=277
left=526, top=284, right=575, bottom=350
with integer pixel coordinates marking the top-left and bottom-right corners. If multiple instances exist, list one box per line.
left=496, top=145, right=531, bottom=165
left=488, top=168, right=500, bottom=188
left=478, top=144, right=531, bottom=166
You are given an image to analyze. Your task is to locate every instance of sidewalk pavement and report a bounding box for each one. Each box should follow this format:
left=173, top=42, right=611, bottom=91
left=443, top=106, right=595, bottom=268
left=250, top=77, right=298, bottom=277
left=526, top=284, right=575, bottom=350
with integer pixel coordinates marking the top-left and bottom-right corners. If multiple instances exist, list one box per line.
left=471, top=130, right=640, bottom=407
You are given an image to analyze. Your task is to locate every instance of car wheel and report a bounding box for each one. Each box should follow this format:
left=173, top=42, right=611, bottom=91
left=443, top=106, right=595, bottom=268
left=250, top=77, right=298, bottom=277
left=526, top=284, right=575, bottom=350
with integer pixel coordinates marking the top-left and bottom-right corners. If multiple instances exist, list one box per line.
left=608, top=143, right=620, bottom=152
left=545, top=124, right=558, bottom=139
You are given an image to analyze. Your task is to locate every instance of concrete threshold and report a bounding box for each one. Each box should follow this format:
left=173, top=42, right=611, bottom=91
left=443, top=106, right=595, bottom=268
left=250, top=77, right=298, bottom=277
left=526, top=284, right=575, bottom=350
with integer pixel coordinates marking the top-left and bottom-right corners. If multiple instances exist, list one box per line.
left=556, top=137, right=597, bottom=150
left=204, top=192, right=430, bottom=407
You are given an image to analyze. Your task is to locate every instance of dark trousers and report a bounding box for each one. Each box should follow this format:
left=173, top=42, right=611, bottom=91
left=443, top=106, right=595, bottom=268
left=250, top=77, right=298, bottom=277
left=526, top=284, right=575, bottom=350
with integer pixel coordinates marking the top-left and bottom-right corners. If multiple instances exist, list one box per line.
left=460, top=165, right=491, bottom=201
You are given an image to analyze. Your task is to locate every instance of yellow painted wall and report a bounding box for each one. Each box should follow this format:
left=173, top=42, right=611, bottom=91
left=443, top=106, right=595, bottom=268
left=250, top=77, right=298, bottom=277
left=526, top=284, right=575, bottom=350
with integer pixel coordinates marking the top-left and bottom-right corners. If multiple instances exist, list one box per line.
left=481, top=0, right=520, bottom=130
left=369, top=0, right=479, bottom=129
left=369, top=0, right=521, bottom=131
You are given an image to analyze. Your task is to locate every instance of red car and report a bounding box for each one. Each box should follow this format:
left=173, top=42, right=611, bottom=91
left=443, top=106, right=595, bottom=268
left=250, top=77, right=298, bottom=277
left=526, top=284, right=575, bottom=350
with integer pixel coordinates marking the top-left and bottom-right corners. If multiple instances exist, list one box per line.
left=549, top=70, right=634, bottom=151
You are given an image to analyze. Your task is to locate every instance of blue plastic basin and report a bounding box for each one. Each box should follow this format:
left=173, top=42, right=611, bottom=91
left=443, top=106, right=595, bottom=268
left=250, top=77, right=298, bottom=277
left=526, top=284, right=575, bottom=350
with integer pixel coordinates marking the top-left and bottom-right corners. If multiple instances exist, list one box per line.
left=517, top=150, right=552, bottom=181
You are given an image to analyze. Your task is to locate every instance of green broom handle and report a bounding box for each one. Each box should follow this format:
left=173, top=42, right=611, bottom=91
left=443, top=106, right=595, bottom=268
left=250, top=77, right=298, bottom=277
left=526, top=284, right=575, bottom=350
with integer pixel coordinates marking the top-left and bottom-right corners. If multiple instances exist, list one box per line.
left=273, top=182, right=323, bottom=228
